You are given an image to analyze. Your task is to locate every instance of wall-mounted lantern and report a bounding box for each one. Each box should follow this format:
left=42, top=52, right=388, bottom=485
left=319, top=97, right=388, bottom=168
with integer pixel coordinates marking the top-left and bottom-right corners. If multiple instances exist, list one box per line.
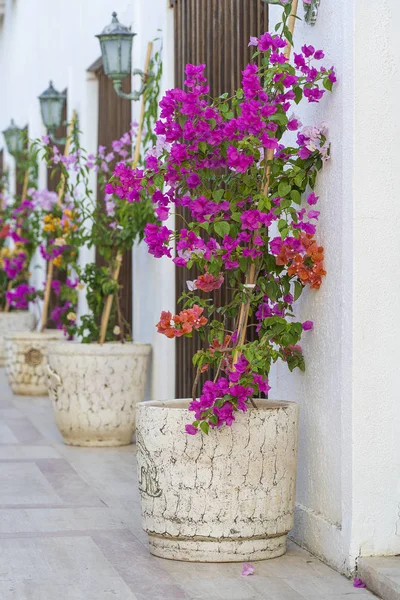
left=96, top=12, right=146, bottom=101
left=38, top=81, right=67, bottom=144
left=262, top=0, right=320, bottom=26
left=2, top=119, right=24, bottom=156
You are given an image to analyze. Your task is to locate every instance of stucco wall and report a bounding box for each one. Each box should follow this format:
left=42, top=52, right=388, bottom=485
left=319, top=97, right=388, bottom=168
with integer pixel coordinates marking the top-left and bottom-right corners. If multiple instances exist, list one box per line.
left=269, top=0, right=400, bottom=573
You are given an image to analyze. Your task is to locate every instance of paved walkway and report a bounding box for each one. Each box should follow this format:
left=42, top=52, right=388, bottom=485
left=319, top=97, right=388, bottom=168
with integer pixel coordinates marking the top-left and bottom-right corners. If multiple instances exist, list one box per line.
left=0, top=368, right=377, bottom=600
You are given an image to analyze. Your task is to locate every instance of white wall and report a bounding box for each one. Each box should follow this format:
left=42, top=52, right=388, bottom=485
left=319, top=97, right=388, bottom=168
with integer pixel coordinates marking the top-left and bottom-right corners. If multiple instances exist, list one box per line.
left=270, top=0, right=400, bottom=574
left=0, top=0, right=176, bottom=400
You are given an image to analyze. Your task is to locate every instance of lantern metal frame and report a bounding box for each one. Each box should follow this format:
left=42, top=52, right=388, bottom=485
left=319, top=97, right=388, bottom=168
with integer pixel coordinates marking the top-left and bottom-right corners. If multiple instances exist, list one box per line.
left=38, top=81, right=67, bottom=144
left=96, top=12, right=148, bottom=102
left=2, top=119, right=25, bottom=157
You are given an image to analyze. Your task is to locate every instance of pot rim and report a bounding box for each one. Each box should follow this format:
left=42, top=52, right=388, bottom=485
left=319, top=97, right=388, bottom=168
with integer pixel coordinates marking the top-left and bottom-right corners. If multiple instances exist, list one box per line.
left=4, top=330, right=64, bottom=341
left=137, top=399, right=297, bottom=411
left=48, top=340, right=152, bottom=356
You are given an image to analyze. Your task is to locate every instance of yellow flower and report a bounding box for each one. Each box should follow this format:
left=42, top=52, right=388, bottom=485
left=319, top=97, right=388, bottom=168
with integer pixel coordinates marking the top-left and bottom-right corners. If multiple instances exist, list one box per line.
left=66, top=312, right=76, bottom=321
left=77, top=282, right=85, bottom=290
left=53, top=256, right=62, bottom=268
left=113, top=326, right=121, bottom=335
left=54, top=237, right=66, bottom=247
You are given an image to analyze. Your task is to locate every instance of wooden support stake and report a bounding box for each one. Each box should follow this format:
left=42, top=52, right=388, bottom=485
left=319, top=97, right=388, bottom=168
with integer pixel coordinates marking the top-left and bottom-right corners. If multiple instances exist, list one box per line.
left=284, top=0, right=299, bottom=60
left=98, top=44, right=153, bottom=344
left=40, top=111, right=77, bottom=332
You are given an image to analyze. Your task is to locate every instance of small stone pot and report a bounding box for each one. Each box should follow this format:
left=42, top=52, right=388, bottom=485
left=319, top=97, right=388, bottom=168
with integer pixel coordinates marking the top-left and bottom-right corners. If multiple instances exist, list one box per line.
left=0, top=311, right=36, bottom=367
left=136, top=399, right=299, bottom=562
left=47, top=341, right=151, bottom=447
left=5, top=330, right=65, bottom=396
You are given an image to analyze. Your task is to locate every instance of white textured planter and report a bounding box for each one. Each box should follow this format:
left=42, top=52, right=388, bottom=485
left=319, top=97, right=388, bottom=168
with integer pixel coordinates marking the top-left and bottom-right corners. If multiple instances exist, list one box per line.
left=0, top=311, right=36, bottom=367
left=137, top=399, right=299, bottom=562
left=47, top=341, right=151, bottom=447
left=5, top=330, right=65, bottom=396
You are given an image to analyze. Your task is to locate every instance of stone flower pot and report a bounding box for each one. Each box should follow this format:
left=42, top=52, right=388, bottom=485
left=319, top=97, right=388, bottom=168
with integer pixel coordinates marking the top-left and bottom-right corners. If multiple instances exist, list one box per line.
left=0, top=311, right=36, bottom=367
left=47, top=341, right=151, bottom=447
left=136, top=399, right=299, bottom=562
left=5, top=330, right=65, bottom=396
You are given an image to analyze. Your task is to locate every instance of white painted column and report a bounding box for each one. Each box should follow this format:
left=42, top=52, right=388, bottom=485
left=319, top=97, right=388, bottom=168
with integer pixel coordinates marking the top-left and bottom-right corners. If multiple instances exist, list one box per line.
left=132, top=0, right=176, bottom=401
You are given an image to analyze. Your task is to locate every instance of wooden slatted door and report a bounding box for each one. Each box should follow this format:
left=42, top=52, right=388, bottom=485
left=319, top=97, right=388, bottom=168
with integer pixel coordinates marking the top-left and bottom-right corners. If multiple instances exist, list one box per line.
left=95, top=63, right=133, bottom=329
left=172, top=0, right=269, bottom=398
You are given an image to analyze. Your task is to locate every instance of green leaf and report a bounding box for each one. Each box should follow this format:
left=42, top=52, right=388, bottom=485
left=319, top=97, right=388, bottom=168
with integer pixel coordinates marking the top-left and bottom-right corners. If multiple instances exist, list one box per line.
left=323, top=78, right=333, bottom=92
left=200, top=421, right=210, bottom=435
left=230, top=212, right=241, bottom=222
left=198, top=141, right=207, bottom=153
left=278, top=181, right=291, bottom=197
left=214, top=221, right=230, bottom=237
left=199, top=221, right=209, bottom=232
left=294, top=174, right=304, bottom=188
left=270, top=113, right=288, bottom=126
left=294, top=281, right=303, bottom=301
left=212, top=189, right=224, bottom=202
left=290, top=189, right=301, bottom=205
left=294, top=86, right=303, bottom=105
left=278, top=218, right=287, bottom=232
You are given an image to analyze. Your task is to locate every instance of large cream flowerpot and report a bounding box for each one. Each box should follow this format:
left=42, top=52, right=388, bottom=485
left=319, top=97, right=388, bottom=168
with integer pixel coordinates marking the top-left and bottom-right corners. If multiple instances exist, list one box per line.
left=5, top=330, right=65, bottom=396
left=47, top=341, right=151, bottom=447
left=0, top=311, right=36, bottom=367
left=137, top=399, right=299, bottom=562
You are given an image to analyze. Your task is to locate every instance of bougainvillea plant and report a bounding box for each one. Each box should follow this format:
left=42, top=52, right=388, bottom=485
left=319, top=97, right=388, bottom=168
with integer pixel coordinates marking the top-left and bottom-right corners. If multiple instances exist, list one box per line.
left=0, top=146, right=42, bottom=312
left=34, top=42, right=163, bottom=342
left=109, top=4, right=336, bottom=435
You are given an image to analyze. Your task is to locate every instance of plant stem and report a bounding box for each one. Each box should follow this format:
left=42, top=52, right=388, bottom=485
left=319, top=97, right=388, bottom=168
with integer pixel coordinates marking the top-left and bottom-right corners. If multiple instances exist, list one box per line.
left=99, top=253, right=122, bottom=344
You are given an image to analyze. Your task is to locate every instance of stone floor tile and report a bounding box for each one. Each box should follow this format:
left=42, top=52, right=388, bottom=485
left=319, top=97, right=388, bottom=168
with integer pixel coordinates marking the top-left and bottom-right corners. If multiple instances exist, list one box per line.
left=0, top=368, right=379, bottom=600
left=0, top=536, right=138, bottom=599
left=0, top=508, right=128, bottom=535
left=0, top=445, right=61, bottom=460
left=0, top=462, right=62, bottom=506
left=358, top=556, right=400, bottom=600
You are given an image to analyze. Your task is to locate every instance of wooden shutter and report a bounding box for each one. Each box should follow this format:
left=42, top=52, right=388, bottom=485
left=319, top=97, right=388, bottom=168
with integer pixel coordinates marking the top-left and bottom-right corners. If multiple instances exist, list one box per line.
left=95, top=64, right=133, bottom=330
left=173, top=0, right=269, bottom=398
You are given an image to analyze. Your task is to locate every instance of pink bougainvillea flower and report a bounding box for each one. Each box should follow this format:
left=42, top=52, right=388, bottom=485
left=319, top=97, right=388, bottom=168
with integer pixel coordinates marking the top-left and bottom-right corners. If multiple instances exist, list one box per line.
left=195, top=272, right=224, bottom=292
left=248, top=36, right=259, bottom=47
left=242, top=563, right=255, bottom=577
left=302, top=321, right=314, bottom=331
left=353, top=578, right=366, bottom=589
left=185, top=424, right=198, bottom=435
left=307, top=192, right=319, bottom=205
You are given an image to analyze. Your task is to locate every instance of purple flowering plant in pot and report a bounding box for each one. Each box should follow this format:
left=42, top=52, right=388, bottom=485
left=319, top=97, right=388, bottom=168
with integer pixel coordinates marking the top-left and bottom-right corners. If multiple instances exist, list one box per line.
left=44, top=44, right=164, bottom=446
left=112, top=3, right=337, bottom=562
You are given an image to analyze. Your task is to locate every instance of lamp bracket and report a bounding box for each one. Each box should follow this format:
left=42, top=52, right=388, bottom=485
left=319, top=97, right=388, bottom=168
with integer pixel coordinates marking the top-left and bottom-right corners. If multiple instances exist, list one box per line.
left=112, top=68, right=150, bottom=102
left=304, top=0, right=320, bottom=25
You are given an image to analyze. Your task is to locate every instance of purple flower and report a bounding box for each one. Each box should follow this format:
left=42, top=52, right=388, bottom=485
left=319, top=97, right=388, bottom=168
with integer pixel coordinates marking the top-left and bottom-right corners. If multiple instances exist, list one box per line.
left=314, top=49, right=325, bottom=60
left=307, top=192, right=319, bottom=205
left=51, top=280, right=61, bottom=296
left=185, top=424, right=198, bottom=435
left=302, top=44, right=315, bottom=58
left=242, top=564, right=255, bottom=577
left=248, top=36, right=258, bottom=47
left=353, top=579, right=366, bottom=589
left=302, top=321, right=314, bottom=331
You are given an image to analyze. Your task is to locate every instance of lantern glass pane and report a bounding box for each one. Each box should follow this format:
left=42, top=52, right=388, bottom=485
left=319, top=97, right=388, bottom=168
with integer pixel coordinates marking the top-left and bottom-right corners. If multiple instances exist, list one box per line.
left=120, top=38, right=132, bottom=77
left=41, top=98, right=64, bottom=129
left=101, top=37, right=120, bottom=76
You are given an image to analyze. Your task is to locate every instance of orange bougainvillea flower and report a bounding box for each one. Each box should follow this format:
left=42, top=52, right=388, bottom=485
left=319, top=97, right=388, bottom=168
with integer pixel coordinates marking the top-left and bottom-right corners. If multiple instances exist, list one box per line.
left=278, top=234, right=326, bottom=290
left=157, top=304, right=208, bottom=338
